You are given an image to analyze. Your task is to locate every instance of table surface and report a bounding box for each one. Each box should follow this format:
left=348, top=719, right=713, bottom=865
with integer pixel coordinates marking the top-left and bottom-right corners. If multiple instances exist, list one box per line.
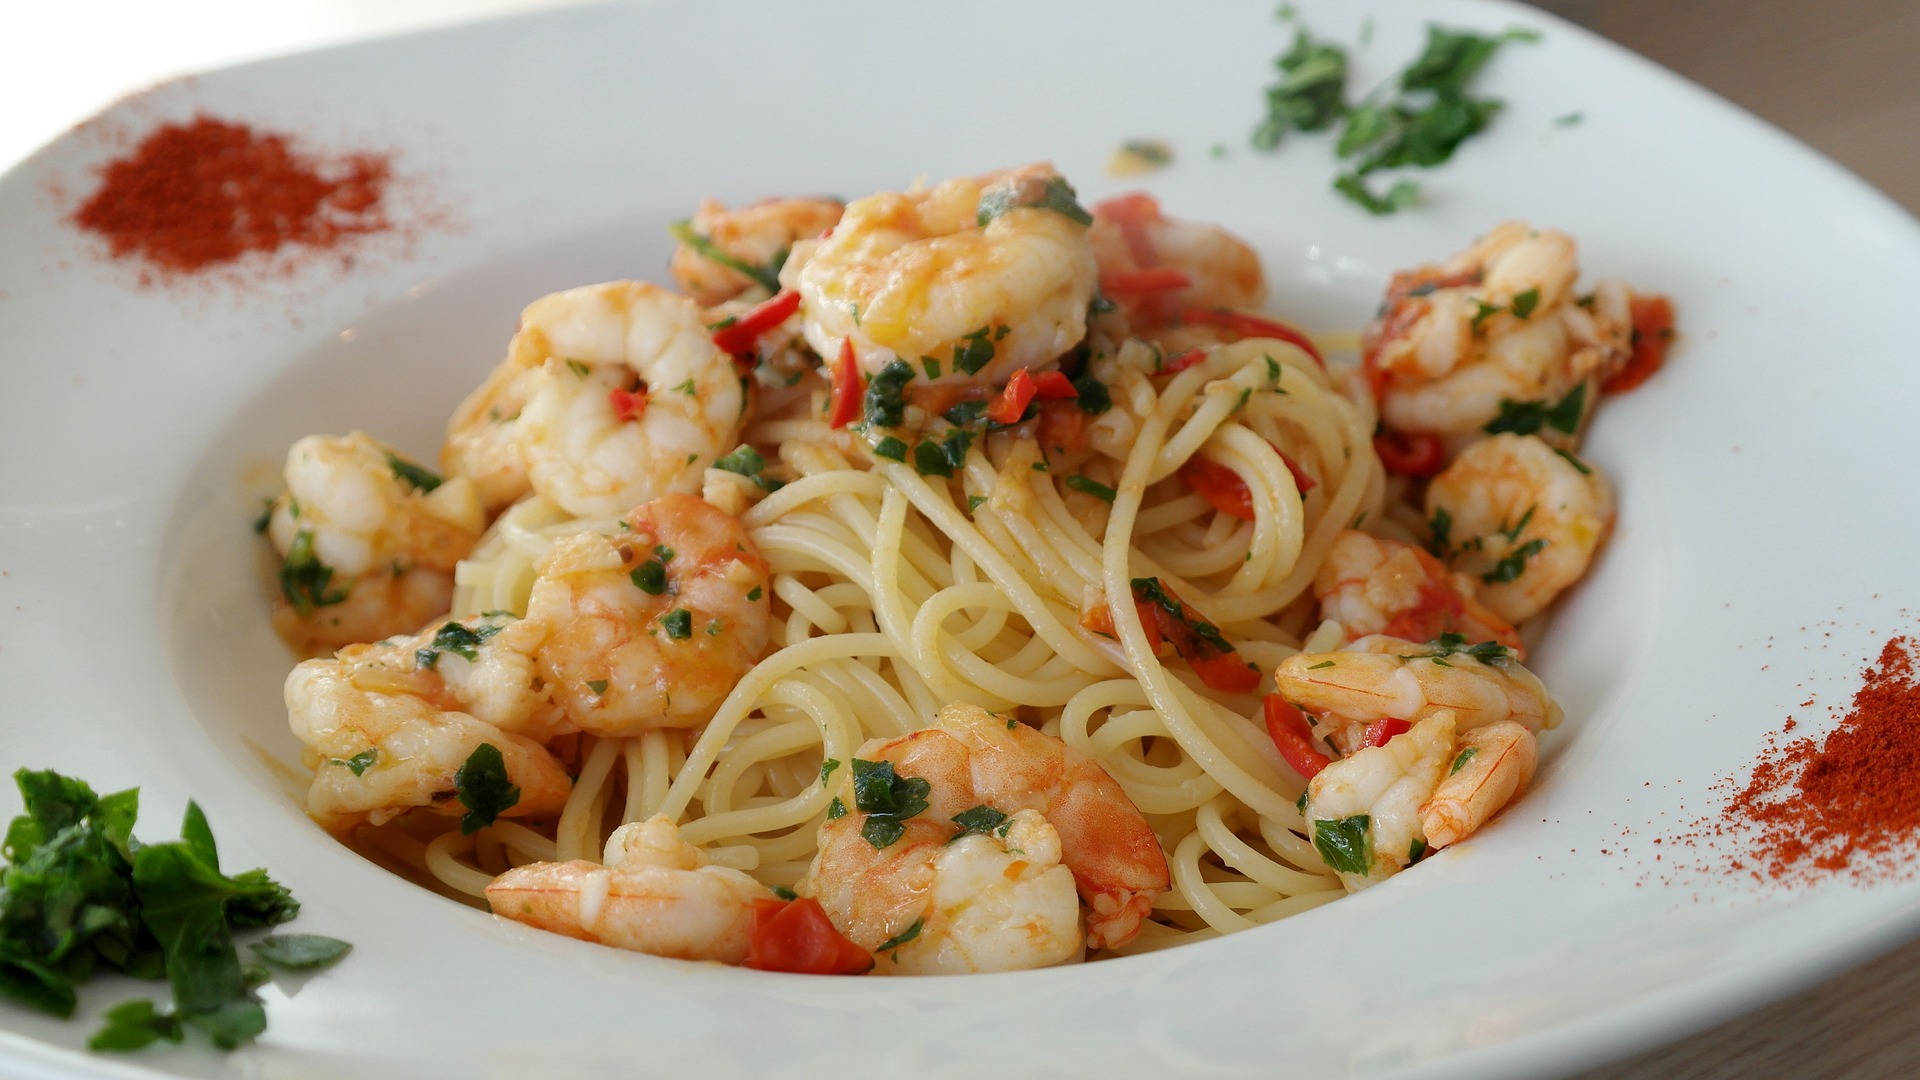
left=5, top=2, right=1917, bottom=1078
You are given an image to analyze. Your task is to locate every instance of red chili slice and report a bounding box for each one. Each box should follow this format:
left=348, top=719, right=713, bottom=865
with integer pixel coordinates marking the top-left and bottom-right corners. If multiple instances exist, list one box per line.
left=608, top=386, right=645, bottom=423
left=1178, top=448, right=1319, bottom=521
left=1029, top=370, right=1078, bottom=399
left=1362, top=718, right=1412, bottom=748
left=711, top=289, right=801, bottom=355
left=743, top=897, right=873, bottom=975
left=1135, top=584, right=1260, bottom=695
left=1264, top=695, right=1332, bottom=781
left=987, top=368, right=1039, bottom=424
left=1160, top=348, right=1207, bottom=376
left=1602, top=293, right=1676, bottom=394
left=827, top=339, right=863, bottom=430
left=1374, top=429, right=1447, bottom=477
left=1184, top=307, right=1324, bottom=369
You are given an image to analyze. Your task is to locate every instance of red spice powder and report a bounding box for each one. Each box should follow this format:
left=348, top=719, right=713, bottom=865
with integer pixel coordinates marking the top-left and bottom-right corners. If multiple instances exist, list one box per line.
left=69, top=115, right=393, bottom=277
left=1720, top=636, right=1920, bottom=881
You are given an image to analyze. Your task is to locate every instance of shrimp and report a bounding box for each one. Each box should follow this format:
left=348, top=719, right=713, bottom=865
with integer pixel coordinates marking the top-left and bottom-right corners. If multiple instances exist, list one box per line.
left=285, top=614, right=570, bottom=832
left=443, top=282, right=748, bottom=520
left=669, top=196, right=843, bottom=306
left=795, top=163, right=1096, bottom=382
left=1087, top=191, right=1266, bottom=330
left=1364, top=222, right=1634, bottom=441
left=1272, top=634, right=1562, bottom=748
left=1303, top=711, right=1456, bottom=890
left=1425, top=432, right=1614, bottom=624
left=1314, top=530, right=1522, bottom=656
left=266, top=431, right=484, bottom=654
left=804, top=809, right=1082, bottom=975
left=520, top=493, right=771, bottom=736
left=806, top=703, right=1169, bottom=954
left=485, top=815, right=770, bottom=963
left=1419, top=720, right=1538, bottom=848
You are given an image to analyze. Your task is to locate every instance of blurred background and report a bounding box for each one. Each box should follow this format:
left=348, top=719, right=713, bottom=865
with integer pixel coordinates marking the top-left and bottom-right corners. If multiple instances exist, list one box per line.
left=4, top=1, right=1915, bottom=1077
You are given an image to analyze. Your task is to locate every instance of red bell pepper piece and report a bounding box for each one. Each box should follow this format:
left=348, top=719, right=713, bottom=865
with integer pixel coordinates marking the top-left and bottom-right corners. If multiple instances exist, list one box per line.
left=1373, top=429, right=1447, bottom=477
left=827, top=339, right=863, bottom=430
left=710, top=289, right=802, bottom=355
left=1362, top=718, right=1411, bottom=748
left=1601, top=293, right=1675, bottom=394
left=1178, top=447, right=1318, bottom=521
left=1184, top=307, right=1324, bottom=369
left=1029, top=370, right=1078, bottom=399
left=1264, top=695, right=1331, bottom=781
left=743, top=896, right=873, bottom=975
left=608, top=386, right=646, bottom=423
left=987, top=368, right=1039, bottom=424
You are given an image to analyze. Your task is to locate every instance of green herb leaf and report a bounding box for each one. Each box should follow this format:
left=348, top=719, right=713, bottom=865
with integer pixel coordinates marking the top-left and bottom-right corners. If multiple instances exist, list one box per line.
left=863, top=358, right=916, bottom=429
left=977, top=176, right=1093, bottom=227
left=1509, top=286, right=1540, bottom=320
left=277, top=530, right=348, bottom=614
left=966, top=495, right=987, bottom=515
left=921, top=356, right=942, bottom=379
left=630, top=559, right=668, bottom=595
left=330, top=750, right=378, bottom=777
left=668, top=219, right=784, bottom=293
left=1451, top=746, right=1480, bottom=774
left=714, top=445, right=766, bottom=478
left=1481, top=538, right=1546, bottom=584
left=413, top=620, right=503, bottom=670
left=770, top=885, right=798, bottom=901
left=1427, top=506, right=1453, bottom=557
left=89, top=998, right=184, bottom=1052
left=1553, top=446, right=1593, bottom=474
left=873, top=436, right=908, bottom=462
left=454, top=744, right=519, bottom=836
left=826, top=797, right=847, bottom=820
left=1408, top=836, right=1429, bottom=864
left=1333, top=172, right=1420, bottom=216
left=384, top=452, right=443, bottom=493
left=1064, top=476, right=1117, bottom=503
left=747, top=585, right=763, bottom=602
left=819, top=759, right=841, bottom=786
left=1073, top=374, right=1113, bottom=415
left=250, top=934, right=351, bottom=971
left=1253, top=29, right=1350, bottom=150
left=584, top=680, right=608, bottom=695
left=912, top=429, right=975, bottom=478
left=1312, top=814, right=1372, bottom=875
left=662, top=609, right=693, bottom=639
left=949, top=805, right=1010, bottom=839
left=849, top=759, right=931, bottom=849
left=875, top=918, right=923, bottom=954
left=952, top=326, right=997, bottom=376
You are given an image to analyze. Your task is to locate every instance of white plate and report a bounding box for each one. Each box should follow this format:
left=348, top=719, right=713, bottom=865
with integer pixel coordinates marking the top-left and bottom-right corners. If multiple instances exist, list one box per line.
left=4, top=1, right=1919, bottom=1077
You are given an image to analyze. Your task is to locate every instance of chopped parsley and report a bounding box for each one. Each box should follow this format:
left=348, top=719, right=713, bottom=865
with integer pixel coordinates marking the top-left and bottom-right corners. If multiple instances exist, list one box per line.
left=565, top=359, right=592, bottom=379
left=277, top=530, right=348, bottom=614
left=1332, top=174, right=1420, bottom=216
left=875, top=918, right=923, bottom=956
left=1064, top=476, right=1116, bottom=503
left=1470, top=298, right=1505, bottom=332
left=826, top=797, right=847, bottom=820
left=1422, top=632, right=1513, bottom=665
left=976, top=175, right=1093, bottom=227
left=662, top=609, right=693, bottom=639
left=454, top=744, right=519, bottom=835
left=921, top=356, right=942, bottom=379
left=1408, top=837, right=1429, bottom=864
left=1451, top=746, right=1480, bottom=774
left=913, top=429, right=975, bottom=478
left=770, top=885, right=798, bottom=901
left=329, top=750, right=378, bottom=777
left=1482, top=538, right=1546, bottom=584
left=863, top=358, right=916, bottom=429
left=585, top=680, right=608, bottom=695
left=630, top=559, right=668, bottom=595
left=1427, top=506, right=1453, bottom=557
left=1553, top=447, right=1593, bottom=475
left=950, top=805, right=1012, bottom=840
left=713, top=444, right=784, bottom=491
left=849, top=759, right=931, bottom=849
left=1484, top=383, right=1586, bottom=437
left=668, top=219, right=786, bottom=293
left=1308, top=660, right=1335, bottom=670
left=384, top=453, right=442, bottom=493
left=819, top=759, right=841, bottom=786
left=1252, top=29, right=1351, bottom=149
left=0, top=769, right=328, bottom=1050
left=414, top=621, right=502, bottom=670
left=967, top=495, right=987, bottom=515
left=1312, top=814, right=1373, bottom=875
left=1074, top=374, right=1113, bottom=415
left=1133, top=577, right=1239, bottom=656
left=873, top=436, right=908, bottom=462
left=952, top=326, right=998, bottom=375
left=1509, top=286, right=1541, bottom=319
left=747, top=585, right=764, bottom=602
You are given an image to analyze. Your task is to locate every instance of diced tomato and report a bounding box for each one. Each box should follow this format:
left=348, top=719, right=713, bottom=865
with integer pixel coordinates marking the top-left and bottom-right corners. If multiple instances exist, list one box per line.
left=1161, top=348, right=1207, bottom=376
left=1037, top=399, right=1091, bottom=455
left=710, top=289, right=802, bottom=355
left=1099, top=267, right=1192, bottom=294
left=1029, top=370, right=1078, bottom=400
left=1602, top=293, right=1676, bottom=394
left=744, top=897, right=873, bottom=975
left=1374, top=429, right=1447, bottom=477
left=1264, top=695, right=1331, bottom=781
left=987, top=368, right=1039, bottom=424
left=1362, top=718, right=1411, bottom=748
left=1134, top=582, right=1260, bottom=695
left=608, top=386, right=646, bottom=423
left=1178, top=456, right=1254, bottom=520
left=827, top=339, right=863, bottom=429
left=1178, top=446, right=1319, bottom=521
left=1184, top=307, right=1325, bottom=369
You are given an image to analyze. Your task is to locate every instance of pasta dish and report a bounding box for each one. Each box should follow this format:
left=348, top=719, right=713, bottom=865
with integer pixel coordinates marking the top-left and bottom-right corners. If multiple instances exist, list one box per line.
left=259, top=164, right=1671, bottom=974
